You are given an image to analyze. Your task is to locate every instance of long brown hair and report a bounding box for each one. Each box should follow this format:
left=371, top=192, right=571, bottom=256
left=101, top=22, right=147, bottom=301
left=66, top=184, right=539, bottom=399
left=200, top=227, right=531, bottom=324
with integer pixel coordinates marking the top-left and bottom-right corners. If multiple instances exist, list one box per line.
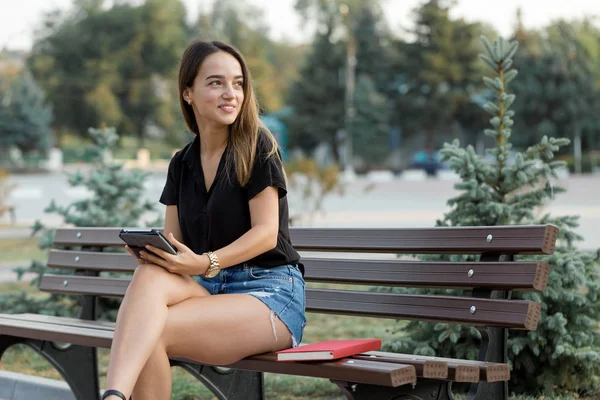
left=178, top=40, right=279, bottom=186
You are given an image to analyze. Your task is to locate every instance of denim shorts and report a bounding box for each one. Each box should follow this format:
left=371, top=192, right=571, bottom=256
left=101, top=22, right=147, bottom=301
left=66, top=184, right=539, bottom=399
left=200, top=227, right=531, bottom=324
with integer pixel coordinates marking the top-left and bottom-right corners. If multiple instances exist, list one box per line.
left=196, top=263, right=307, bottom=347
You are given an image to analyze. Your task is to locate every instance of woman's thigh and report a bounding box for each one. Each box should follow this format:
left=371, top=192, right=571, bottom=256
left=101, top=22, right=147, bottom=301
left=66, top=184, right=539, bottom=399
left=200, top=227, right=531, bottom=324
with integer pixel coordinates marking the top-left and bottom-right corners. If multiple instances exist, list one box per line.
left=161, top=294, right=293, bottom=366
left=128, top=264, right=210, bottom=306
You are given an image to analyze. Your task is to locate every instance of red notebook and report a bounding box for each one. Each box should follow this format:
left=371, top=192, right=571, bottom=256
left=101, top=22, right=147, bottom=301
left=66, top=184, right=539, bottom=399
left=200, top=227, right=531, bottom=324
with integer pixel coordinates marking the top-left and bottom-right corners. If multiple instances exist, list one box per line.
left=276, top=339, right=381, bottom=362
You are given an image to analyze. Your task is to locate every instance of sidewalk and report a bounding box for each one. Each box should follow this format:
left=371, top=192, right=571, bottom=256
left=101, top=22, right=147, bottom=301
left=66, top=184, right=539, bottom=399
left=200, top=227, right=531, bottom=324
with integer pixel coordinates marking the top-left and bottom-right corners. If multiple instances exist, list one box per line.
left=0, top=262, right=34, bottom=284
left=0, top=226, right=31, bottom=240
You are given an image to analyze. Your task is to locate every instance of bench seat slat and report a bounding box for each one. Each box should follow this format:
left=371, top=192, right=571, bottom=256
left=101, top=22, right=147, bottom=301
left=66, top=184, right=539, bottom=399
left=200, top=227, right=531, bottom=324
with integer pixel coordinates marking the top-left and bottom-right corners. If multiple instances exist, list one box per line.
left=0, top=315, right=113, bottom=348
left=0, top=314, right=512, bottom=383
left=231, top=353, right=416, bottom=387
left=53, top=225, right=557, bottom=255
left=39, top=275, right=541, bottom=330
left=0, top=314, right=415, bottom=388
left=354, top=352, right=510, bottom=383
left=47, top=250, right=550, bottom=292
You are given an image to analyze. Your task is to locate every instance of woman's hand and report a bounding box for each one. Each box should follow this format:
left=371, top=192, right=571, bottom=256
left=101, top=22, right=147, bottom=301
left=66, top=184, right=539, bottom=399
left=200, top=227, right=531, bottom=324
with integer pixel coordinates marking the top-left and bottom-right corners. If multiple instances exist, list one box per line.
left=138, top=233, right=208, bottom=275
left=125, top=245, right=146, bottom=265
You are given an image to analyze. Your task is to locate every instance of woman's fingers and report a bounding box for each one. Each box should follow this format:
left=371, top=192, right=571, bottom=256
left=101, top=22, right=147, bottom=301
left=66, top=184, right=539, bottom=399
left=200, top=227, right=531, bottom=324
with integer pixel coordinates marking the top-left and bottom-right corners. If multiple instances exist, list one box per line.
left=144, top=244, right=172, bottom=260
left=125, top=245, right=145, bottom=264
left=140, top=250, right=169, bottom=269
left=168, top=233, right=187, bottom=252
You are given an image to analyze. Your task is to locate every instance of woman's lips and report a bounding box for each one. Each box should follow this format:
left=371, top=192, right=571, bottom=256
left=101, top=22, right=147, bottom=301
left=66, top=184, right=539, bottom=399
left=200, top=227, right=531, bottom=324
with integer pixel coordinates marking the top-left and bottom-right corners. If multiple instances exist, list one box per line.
left=219, top=105, right=236, bottom=113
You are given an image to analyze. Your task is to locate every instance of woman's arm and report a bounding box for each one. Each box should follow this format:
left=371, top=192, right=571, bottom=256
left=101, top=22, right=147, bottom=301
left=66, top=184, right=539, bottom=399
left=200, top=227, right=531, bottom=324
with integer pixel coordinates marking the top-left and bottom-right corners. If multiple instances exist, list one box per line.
left=211, top=185, right=279, bottom=269
left=142, top=188, right=278, bottom=275
left=163, top=205, right=183, bottom=243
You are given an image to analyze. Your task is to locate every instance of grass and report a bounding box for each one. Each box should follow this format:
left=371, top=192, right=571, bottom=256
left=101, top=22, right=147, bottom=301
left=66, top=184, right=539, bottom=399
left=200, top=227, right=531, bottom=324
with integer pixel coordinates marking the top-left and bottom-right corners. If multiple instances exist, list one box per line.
left=0, top=236, right=47, bottom=265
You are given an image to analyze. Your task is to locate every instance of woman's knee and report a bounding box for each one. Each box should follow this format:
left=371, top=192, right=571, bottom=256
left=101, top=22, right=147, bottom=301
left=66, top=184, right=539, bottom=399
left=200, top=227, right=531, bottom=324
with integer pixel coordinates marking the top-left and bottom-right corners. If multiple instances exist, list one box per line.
left=129, top=264, right=172, bottom=299
left=132, top=264, right=168, bottom=284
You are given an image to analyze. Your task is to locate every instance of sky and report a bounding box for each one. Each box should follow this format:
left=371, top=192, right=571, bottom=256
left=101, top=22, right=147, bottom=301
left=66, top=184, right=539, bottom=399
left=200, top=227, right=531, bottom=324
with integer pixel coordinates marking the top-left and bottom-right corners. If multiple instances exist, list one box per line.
left=1, top=0, right=600, bottom=51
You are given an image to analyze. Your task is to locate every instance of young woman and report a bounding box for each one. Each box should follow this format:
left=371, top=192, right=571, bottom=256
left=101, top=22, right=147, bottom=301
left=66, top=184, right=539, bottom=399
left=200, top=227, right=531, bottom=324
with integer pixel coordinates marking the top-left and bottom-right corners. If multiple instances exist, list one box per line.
left=102, top=40, right=306, bottom=400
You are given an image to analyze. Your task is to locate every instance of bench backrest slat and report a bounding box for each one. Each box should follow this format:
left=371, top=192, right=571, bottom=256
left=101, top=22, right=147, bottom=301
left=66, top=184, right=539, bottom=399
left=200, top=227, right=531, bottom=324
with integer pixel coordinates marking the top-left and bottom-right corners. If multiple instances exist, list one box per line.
left=291, top=225, right=557, bottom=254
left=48, top=250, right=135, bottom=272
left=39, top=274, right=540, bottom=330
left=47, top=250, right=549, bottom=291
left=53, top=225, right=557, bottom=255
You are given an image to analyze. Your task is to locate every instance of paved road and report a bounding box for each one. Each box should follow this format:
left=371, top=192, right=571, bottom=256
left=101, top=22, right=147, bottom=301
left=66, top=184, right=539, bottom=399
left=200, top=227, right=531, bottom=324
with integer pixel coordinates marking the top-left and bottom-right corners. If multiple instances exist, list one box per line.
left=3, top=171, right=600, bottom=250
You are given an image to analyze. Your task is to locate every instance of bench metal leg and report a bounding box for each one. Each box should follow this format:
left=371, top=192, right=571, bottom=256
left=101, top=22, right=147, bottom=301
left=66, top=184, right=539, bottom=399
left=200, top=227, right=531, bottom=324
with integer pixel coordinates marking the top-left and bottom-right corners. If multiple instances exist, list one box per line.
left=466, top=325, right=508, bottom=400
left=467, top=253, right=512, bottom=400
left=333, top=379, right=454, bottom=400
left=0, top=335, right=99, bottom=400
left=172, top=361, right=264, bottom=400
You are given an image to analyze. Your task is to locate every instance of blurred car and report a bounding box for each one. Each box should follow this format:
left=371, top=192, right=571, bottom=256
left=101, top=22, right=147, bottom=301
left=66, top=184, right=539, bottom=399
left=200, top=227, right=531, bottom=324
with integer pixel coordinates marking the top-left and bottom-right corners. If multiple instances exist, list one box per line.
left=409, top=150, right=448, bottom=176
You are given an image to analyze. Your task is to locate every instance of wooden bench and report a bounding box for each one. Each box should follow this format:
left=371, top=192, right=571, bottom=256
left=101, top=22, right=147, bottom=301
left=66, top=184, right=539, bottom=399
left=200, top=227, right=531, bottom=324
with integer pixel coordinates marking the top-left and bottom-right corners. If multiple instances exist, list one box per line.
left=0, top=224, right=557, bottom=400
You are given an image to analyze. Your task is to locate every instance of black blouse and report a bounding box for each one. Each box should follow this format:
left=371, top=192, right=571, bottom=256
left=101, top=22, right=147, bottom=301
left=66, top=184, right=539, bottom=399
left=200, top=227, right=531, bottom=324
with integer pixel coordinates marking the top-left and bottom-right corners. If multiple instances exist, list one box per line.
left=159, top=133, right=301, bottom=270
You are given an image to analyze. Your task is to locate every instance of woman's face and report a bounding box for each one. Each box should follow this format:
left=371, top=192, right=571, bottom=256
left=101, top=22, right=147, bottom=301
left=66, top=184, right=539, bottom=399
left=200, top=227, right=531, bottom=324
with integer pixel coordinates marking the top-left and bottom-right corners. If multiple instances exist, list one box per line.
left=185, top=51, right=245, bottom=129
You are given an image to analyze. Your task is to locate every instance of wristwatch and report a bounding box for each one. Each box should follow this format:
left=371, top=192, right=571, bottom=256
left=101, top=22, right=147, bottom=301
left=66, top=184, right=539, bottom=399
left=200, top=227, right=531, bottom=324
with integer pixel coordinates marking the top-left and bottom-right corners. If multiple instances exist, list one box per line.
left=203, top=251, right=221, bottom=278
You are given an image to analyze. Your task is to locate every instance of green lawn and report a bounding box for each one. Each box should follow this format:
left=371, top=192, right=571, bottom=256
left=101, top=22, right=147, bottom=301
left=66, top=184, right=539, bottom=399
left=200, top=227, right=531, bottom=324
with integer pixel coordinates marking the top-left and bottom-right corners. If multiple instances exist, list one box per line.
left=0, top=236, right=47, bottom=264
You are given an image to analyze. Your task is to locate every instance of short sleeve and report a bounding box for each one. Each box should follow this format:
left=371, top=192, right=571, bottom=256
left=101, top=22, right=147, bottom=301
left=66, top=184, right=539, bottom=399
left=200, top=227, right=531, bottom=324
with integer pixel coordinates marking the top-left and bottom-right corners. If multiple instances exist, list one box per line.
left=247, top=141, right=287, bottom=201
left=159, top=155, right=179, bottom=205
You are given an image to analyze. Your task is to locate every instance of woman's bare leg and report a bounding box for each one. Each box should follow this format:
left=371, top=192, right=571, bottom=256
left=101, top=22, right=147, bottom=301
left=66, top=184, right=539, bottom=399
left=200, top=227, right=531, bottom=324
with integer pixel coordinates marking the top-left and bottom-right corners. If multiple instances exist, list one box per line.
left=103, top=264, right=209, bottom=400
left=129, top=294, right=294, bottom=400
left=130, top=342, right=171, bottom=400
left=163, top=294, right=292, bottom=365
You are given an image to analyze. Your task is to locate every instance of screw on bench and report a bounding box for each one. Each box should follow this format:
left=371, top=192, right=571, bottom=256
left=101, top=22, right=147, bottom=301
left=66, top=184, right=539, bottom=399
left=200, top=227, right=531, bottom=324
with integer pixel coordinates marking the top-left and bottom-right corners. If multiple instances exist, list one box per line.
left=470, top=306, right=477, bottom=314
left=486, top=234, right=493, bottom=242
left=468, top=269, right=474, bottom=278
left=63, top=280, right=68, bottom=287
left=75, top=256, right=80, bottom=262
left=77, top=232, right=82, bottom=238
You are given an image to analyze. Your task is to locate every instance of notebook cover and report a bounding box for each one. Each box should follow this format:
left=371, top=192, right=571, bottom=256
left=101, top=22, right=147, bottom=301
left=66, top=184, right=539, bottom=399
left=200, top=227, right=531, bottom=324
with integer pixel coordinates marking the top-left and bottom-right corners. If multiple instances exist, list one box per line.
left=276, top=339, right=382, bottom=362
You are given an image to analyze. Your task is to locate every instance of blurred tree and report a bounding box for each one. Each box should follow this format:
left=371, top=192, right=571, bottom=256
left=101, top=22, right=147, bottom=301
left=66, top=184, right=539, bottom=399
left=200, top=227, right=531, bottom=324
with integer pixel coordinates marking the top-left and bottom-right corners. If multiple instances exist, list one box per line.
left=349, top=75, right=389, bottom=166
left=285, top=157, right=344, bottom=226
left=511, top=20, right=600, bottom=172
left=349, top=4, right=395, bottom=166
left=389, top=0, right=483, bottom=149
left=195, top=0, right=305, bottom=112
left=352, top=3, right=391, bottom=93
left=11, top=125, right=162, bottom=320
left=28, top=0, right=188, bottom=145
left=286, top=15, right=346, bottom=160
left=294, top=0, right=392, bottom=167
left=294, top=0, right=377, bottom=28
left=0, top=70, right=53, bottom=156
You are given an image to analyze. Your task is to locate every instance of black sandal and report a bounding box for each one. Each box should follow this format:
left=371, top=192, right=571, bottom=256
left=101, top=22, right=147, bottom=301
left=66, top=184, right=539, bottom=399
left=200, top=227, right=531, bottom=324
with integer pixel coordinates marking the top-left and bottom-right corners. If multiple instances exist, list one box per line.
left=102, top=389, right=127, bottom=400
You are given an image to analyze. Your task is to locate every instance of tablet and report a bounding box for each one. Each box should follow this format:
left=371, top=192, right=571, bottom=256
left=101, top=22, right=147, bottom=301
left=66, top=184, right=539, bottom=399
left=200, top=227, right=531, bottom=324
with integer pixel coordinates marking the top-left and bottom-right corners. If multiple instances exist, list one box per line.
left=118, top=229, right=177, bottom=259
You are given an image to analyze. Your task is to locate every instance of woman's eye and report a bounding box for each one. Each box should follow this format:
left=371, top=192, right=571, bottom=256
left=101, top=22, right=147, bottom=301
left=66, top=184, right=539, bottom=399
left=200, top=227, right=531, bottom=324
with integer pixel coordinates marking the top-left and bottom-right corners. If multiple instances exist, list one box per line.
left=235, top=81, right=243, bottom=87
left=209, top=81, right=221, bottom=86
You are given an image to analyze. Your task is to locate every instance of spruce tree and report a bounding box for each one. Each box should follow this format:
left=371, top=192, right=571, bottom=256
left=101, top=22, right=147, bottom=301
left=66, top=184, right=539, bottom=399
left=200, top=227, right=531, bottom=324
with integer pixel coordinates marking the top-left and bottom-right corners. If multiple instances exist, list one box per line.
left=390, top=0, right=482, bottom=147
left=353, top=3, right=391, bottom=94
left=385, top=36, right=600, bottom=395
left=10, top=126, right=163, bottom=320
left=286, top=14, right=346, bottom=161
left=0, top=70, right=52, bottom=157
left=349, top=75, right=390, bottom=167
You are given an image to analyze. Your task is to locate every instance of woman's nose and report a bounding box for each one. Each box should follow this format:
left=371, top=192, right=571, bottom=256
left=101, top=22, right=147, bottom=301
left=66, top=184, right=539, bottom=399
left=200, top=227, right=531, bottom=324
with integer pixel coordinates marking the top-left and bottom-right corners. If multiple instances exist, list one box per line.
left=222, top=85, right=235, bottom=98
